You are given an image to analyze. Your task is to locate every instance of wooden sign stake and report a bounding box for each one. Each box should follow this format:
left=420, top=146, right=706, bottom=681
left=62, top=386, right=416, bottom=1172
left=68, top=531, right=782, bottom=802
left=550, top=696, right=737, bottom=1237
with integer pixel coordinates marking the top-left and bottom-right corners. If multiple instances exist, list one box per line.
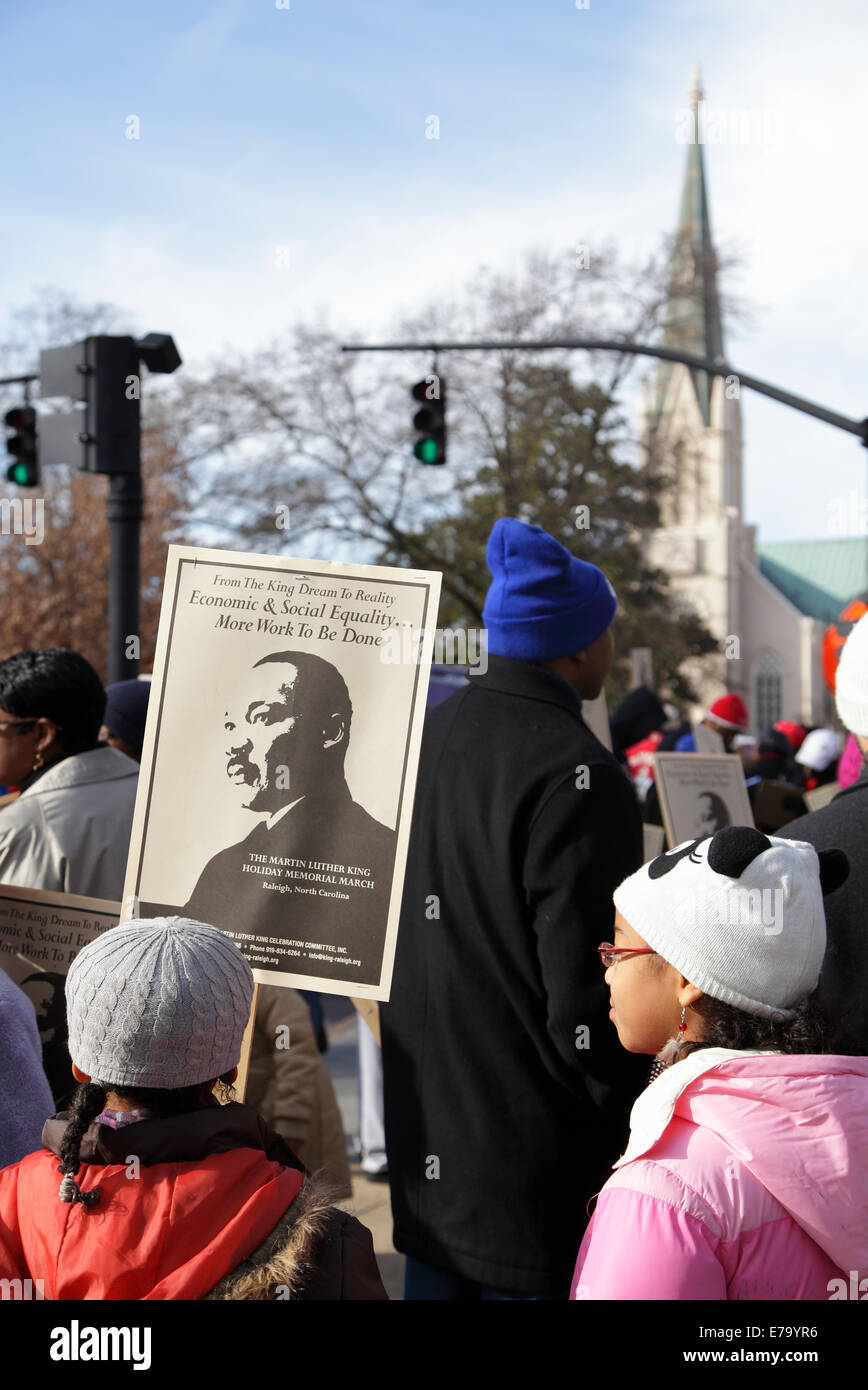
left=234, top=982, right=260, bottom=1103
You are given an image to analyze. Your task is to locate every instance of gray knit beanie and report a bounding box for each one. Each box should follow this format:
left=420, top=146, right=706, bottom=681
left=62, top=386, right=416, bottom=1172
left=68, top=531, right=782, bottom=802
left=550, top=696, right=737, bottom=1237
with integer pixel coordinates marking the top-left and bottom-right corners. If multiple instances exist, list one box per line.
left=65, top=917, right=254, bottom=1089
left=613, top=826, right=848, bottom=1020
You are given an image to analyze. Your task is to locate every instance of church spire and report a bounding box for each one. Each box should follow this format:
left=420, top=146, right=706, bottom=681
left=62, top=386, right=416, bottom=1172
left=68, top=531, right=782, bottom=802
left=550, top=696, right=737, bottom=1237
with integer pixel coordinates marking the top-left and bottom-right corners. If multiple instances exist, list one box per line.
left=656, top=66, right=725, bottom=425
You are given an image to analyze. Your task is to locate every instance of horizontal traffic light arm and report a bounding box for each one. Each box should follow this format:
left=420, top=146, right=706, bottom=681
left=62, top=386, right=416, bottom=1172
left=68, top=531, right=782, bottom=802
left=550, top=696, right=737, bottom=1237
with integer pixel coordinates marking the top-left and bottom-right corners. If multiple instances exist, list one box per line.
left=344, top=339, right=868, bottom=446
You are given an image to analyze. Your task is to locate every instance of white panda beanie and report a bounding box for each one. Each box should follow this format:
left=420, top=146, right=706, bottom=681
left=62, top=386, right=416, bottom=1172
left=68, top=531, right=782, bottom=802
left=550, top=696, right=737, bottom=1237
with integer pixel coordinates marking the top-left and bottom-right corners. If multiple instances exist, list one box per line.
left=613, top=827, right=848, bottom=1020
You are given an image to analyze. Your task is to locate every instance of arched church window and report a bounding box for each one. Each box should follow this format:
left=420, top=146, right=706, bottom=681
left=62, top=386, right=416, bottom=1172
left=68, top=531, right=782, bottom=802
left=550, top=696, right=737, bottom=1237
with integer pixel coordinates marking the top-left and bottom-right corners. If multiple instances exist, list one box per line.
left=753, top=650, right=783, bottom=732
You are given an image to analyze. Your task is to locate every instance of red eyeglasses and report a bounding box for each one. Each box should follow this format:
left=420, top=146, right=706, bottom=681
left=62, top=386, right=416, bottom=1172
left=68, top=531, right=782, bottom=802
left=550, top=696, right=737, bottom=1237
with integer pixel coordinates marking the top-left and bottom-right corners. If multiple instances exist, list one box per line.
left=597, top=943, right=657, bottom=968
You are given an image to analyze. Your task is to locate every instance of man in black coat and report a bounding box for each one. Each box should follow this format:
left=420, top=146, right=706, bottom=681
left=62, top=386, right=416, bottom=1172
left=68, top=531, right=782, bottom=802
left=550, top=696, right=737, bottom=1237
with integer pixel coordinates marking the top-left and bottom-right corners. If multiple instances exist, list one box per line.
left=779, top=613, right=868, bottom=1055
left=380, top=517, right=648, bottom=1299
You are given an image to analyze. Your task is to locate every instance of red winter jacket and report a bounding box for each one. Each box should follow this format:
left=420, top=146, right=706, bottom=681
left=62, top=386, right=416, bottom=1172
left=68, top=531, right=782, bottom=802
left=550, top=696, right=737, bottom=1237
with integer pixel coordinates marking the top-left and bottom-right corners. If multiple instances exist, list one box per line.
left=0, top=1104, right=386, bottom=1300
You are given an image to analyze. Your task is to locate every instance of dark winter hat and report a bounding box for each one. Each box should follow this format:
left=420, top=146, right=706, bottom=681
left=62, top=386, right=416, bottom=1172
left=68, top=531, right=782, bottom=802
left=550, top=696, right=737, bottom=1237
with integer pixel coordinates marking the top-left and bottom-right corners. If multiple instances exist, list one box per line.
left=103, top=678, right=151, bottom=757
left=481, top=518, right=617, bottom=661
left=611, top=686, right=667, bottom=753
left=757, top=727, right=792, bottom=759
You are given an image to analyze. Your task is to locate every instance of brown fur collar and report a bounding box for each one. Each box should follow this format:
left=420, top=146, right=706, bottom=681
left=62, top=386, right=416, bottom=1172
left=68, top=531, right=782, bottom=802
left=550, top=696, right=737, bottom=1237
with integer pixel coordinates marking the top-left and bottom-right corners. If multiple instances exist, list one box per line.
left=203, top=1177, right=345, bottom=1300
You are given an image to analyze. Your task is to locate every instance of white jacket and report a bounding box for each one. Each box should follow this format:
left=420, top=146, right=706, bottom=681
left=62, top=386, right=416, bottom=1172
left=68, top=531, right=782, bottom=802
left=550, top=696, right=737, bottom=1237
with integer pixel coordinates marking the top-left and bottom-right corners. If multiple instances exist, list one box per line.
left=0, top=746, right=138, bottom=901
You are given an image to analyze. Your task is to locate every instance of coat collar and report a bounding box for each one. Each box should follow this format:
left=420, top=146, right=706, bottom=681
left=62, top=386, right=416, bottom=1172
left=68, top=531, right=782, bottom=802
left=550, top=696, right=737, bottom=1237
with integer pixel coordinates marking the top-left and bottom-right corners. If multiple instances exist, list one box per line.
left=18, top=745, right=138, bottom=798
left=614, top=1048, right=778, bottom=1167
left=469, top=655, right=586, bottom=719
left=42, top=1101, right=307, bottom=1173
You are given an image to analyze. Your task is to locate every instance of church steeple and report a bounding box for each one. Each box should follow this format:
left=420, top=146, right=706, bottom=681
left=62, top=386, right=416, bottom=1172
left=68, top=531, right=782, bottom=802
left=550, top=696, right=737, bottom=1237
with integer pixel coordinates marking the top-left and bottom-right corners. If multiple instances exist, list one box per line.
left=656, top=67, right=725, bottom=425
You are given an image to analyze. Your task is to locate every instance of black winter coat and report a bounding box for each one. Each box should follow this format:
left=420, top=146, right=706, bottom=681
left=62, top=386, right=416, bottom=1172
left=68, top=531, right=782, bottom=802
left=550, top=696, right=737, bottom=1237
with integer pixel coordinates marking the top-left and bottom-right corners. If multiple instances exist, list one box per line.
left=380, top=656, right=649, bottom=1295
left=779, top=764, right=868, bottom=1054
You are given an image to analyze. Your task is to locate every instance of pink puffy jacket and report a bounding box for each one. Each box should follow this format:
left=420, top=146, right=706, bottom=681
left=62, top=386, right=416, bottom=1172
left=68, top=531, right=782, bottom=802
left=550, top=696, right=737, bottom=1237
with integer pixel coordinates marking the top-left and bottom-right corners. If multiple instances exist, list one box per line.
left=572, top=1050, right=868, bottom=1300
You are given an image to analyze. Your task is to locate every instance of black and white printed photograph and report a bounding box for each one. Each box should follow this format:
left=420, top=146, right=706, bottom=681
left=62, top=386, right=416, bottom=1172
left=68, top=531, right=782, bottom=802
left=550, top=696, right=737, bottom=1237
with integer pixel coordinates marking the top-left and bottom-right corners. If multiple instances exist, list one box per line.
left=125, top=545, right=440, bottom=998
left=653, top=752, right=753, bottom=848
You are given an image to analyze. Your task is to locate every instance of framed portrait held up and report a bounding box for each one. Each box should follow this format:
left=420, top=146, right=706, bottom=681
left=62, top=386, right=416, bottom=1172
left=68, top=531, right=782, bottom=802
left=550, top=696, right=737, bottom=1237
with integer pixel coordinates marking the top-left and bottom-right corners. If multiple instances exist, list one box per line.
left=652, top=752, right=754, bottom=849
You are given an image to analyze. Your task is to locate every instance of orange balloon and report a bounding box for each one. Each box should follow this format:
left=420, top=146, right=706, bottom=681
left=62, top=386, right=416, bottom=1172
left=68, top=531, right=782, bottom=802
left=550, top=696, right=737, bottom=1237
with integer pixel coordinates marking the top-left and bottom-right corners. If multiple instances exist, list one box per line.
left=823, top=598, right=868, bottom=692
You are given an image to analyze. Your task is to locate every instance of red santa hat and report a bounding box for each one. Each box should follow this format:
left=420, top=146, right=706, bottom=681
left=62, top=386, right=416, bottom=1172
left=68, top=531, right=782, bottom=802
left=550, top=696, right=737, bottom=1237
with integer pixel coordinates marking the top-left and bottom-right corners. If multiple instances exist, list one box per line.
left=705, top=693, right=749, bottom=731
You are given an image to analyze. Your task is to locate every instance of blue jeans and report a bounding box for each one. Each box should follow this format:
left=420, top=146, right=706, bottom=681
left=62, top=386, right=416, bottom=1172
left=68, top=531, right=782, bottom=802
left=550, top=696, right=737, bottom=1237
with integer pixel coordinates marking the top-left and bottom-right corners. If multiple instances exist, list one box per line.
left=404, top=1256, right=561, bottom=1301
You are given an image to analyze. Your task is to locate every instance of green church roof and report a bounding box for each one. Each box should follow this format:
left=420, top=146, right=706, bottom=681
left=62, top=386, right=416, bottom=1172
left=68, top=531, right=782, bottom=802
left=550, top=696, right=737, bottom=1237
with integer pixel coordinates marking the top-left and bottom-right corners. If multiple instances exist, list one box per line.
left=757, top=538, right=868, bottom=623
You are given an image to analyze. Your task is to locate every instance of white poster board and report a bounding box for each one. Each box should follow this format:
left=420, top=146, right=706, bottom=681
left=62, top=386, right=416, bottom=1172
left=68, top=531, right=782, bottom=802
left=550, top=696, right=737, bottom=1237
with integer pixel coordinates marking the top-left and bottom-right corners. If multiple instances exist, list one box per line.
left=642, top=824, right=665, bottom=863
left=581, top=691, right=611, bottom=751
left=123, top=545, right=441, bottom=1002
left=691, top=721, right=725, bottom=755
left=653, top=753, right=754, bottom=848
left=804, top=782, right=840, bottom=812
left=0, top=885, right=121, bottom=1101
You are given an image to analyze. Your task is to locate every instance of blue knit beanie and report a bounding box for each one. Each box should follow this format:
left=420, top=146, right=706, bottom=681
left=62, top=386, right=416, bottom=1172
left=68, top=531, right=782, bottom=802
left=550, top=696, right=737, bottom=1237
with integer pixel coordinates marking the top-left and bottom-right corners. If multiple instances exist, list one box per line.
left=481, top=518, right=617, bottom=660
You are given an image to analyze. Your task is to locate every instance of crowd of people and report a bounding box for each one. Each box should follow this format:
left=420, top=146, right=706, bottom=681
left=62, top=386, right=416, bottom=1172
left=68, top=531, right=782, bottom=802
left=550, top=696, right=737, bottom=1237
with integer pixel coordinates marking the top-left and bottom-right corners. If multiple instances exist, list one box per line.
left=0, top=515, right=866, bottom=1301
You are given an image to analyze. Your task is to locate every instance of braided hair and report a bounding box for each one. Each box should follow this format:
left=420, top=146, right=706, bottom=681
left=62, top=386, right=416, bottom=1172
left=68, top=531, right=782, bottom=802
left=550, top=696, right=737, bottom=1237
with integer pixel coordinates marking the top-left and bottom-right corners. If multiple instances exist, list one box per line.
left=57, top=1082, right=106, bottom=1207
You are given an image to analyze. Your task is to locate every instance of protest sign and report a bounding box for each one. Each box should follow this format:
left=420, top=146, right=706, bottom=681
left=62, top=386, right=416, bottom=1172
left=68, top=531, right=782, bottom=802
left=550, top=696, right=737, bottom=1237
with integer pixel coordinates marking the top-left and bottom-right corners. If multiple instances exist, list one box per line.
left=123, top=545, right=441, bottom=1001
left=642, top=823, right=665, bottom=863
left=0, top=885, right=120, bottom=1102
left=653, top=752, right=754, bottom=848
left=691, top=721, right=725, bottom=754
left=581, top=690, right=611, bottom=751
left=804, top=781, right=840, bottom=812
left=0, top=883, right=119, bottom=988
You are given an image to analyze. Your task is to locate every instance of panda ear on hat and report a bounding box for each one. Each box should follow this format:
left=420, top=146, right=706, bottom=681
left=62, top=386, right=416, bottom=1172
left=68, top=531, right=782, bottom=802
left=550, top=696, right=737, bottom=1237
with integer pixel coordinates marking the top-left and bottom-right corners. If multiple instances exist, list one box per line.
left=706, top=825, right=772, bottom=878
left=706, top=824, right=850, bottom=896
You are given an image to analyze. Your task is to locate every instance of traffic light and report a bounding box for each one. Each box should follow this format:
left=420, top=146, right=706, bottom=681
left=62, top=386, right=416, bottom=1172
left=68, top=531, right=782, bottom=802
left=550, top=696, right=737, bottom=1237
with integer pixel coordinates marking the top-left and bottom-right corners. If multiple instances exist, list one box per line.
left=412, top=376, right=446, bottom=465
left=39, top=337, right=140, bottom=474
left=4, top=406, right=38, bottom=487
left=37, top=334, right=181, bottom=475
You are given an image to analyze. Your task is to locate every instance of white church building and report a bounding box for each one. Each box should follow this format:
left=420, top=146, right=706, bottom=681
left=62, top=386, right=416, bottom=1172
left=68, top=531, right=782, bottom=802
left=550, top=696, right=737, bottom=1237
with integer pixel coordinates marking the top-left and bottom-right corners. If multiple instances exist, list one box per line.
left=641, top=71, right=858, bottom=731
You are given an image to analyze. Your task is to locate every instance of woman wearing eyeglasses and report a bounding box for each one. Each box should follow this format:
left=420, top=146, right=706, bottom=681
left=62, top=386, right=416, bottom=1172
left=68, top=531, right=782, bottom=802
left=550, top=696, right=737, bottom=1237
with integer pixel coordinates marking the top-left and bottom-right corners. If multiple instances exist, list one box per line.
left=0, top=648, right=138, bottom=901
left=572, top=825, right=868, bottom=1300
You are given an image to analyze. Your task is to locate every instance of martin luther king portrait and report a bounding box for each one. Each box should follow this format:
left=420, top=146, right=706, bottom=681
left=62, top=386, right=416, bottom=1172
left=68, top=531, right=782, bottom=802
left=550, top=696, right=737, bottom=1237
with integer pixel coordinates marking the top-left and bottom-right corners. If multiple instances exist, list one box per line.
left=145, top=650, right=397, bottom=984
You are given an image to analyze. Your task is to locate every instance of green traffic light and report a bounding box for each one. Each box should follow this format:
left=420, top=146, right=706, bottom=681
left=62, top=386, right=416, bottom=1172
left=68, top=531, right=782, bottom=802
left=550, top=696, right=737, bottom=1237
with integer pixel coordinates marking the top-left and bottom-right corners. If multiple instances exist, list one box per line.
left=413, top=438, right=440, bottom=464
left=8, top=461, right=32, bottom=486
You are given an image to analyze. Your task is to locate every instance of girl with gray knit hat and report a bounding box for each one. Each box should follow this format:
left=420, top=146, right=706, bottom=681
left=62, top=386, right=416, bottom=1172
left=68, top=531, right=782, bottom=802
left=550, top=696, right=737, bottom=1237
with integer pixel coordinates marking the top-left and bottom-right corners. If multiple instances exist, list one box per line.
left=0, top=917, right=386, bottom=1300
left=571, top=826, right=868, bottom=1300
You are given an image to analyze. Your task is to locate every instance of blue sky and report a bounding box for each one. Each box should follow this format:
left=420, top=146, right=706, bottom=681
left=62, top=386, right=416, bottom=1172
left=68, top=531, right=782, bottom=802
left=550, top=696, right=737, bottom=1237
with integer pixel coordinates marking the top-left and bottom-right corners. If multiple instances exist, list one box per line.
left=3, top=0, right=868, bottom=542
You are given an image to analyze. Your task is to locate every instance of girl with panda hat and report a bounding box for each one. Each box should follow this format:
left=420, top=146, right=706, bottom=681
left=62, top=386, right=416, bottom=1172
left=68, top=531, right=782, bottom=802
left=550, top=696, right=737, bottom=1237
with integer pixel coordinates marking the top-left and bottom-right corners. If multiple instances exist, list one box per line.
left=573, top=826, right=868, bottom=1300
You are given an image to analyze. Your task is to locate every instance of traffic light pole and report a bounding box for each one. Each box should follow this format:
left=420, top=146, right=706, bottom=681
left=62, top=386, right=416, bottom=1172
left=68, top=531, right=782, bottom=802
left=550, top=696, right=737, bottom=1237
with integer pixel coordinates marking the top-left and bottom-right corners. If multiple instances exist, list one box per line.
left=341, top=339, right=868, bottom=446
left=107, top=470, right=143, bottom=685
left=33, top=333, right=181, bottom=683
